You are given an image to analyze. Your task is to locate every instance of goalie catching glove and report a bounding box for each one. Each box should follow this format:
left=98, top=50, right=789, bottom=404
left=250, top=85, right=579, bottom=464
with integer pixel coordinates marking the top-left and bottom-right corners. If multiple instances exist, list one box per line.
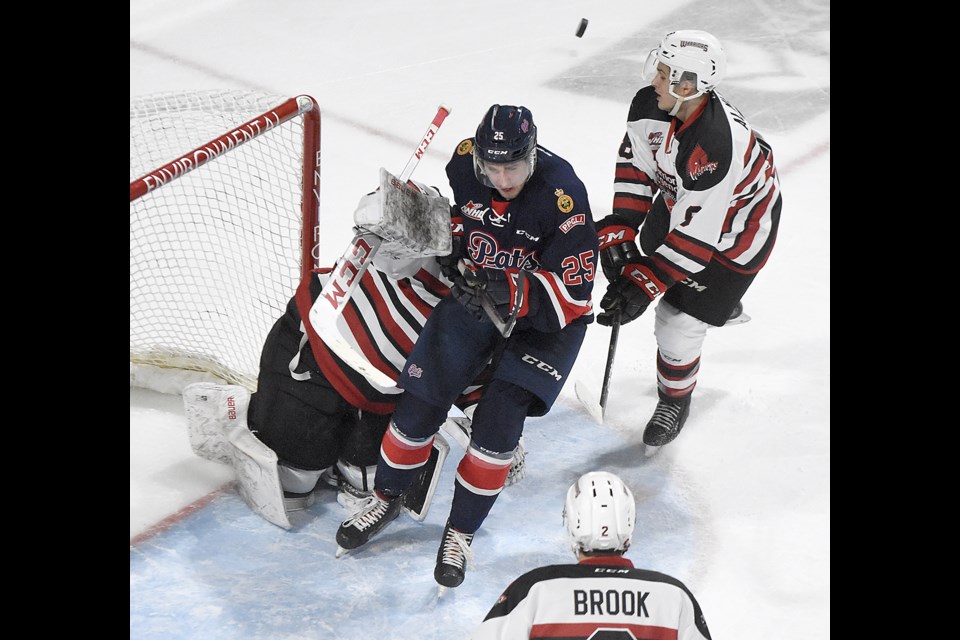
left=352, top=168, right=452, bottom=263
left=598, top=261, right=669, bottom=326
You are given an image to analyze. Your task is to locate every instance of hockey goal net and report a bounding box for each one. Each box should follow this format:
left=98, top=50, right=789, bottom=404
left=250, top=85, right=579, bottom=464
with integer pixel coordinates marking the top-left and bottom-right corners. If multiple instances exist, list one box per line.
left=130, top=90, right=321, bottom=392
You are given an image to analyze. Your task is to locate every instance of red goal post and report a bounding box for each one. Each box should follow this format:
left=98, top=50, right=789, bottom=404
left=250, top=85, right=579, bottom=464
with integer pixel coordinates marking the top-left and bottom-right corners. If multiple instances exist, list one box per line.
left=130, top=90, right=321, bottom=391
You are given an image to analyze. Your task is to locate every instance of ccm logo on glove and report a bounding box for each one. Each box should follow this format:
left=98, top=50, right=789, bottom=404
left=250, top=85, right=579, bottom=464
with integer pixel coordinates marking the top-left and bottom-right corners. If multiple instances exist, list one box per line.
left=624, top=264, right=664, bottom=300
left=597, top=225, right=635, bottom=250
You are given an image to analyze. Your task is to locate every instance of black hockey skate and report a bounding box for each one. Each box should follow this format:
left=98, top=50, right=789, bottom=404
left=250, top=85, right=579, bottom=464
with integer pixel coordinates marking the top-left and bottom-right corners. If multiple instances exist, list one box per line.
left=642, top=395, right=691, bottom=446
left=434, top=519, right=474, bottom=589
left=335, top=490, right=402, bottom=554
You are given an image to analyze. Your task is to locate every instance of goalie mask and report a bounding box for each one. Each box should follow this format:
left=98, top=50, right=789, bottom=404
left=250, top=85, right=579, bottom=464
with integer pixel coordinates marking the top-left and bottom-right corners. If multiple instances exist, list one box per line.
left=563, top=471, right=636, bottom=557
left=472, top=104, right=537, bottom=196
left=642, top=30, right=726, bottom=103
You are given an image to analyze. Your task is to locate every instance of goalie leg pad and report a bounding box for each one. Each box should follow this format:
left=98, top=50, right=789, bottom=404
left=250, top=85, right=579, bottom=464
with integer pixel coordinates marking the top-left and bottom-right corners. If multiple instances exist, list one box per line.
left=401, top=433, right=450, bottom=522
left=183, top=382, right=251, bottom=465
left=440, top=416, right=471, bottom=451
left=227, top=419, right=292, bottom=530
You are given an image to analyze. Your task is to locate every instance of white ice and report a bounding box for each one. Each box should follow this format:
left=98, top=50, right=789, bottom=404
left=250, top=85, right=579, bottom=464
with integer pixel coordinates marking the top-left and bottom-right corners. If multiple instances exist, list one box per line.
left=130, top=2, right=829, bottom=638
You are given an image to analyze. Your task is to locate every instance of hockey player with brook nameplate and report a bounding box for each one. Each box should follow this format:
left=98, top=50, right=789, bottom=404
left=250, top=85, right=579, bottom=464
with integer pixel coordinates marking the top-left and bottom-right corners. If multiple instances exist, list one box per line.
left=183, top=177, right=526, bottom=531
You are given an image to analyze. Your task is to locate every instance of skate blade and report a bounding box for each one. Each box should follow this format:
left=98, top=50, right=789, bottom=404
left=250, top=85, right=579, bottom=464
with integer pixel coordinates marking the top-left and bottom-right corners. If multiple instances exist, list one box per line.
left=642, top=443, right=661, bottom=458
left=436, top=585, right=448, bottom=599
left=335, top=546, right=350, bottom=559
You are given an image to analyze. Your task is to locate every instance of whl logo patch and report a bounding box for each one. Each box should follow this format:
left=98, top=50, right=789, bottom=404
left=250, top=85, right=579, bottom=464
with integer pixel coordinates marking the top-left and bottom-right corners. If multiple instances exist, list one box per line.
left=407, top=363, right=423, bottom=378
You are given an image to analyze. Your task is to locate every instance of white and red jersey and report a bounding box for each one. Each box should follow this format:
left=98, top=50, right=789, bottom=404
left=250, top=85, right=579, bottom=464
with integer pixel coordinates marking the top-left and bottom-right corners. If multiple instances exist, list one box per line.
left=471, top=556, right=711, bottom=640
left=295, top=257, right=484, bottom=414
left=603, top=86, right=780, bottom=288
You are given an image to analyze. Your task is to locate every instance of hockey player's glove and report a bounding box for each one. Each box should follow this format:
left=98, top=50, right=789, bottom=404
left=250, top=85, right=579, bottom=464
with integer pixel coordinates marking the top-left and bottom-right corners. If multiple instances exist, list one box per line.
left=597, top=217, right=641, bottom=282
left=482, top=269, right=513, bottom=321
left=597, top=262, right=667, bottom=326
left=451, top=267, right=513, bottom=324
left=450, top=263, right=486, bottom=320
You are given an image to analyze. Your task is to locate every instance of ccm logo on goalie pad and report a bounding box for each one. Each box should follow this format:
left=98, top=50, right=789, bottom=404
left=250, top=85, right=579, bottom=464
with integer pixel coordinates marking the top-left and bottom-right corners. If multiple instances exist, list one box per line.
left=322, top=237, right=376, bottom=310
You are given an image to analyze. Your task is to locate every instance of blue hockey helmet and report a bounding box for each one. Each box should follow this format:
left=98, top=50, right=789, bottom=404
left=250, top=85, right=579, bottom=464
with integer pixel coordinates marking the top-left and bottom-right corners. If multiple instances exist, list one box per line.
left=473, top=104, right=537, bottom=190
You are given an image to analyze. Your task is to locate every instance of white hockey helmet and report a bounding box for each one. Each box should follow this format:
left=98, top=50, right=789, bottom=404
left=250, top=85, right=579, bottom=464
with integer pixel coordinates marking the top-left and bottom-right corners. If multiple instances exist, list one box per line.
left=563, top=471, right=636, bottom=557
left=642, top=30, right=726, bottom=99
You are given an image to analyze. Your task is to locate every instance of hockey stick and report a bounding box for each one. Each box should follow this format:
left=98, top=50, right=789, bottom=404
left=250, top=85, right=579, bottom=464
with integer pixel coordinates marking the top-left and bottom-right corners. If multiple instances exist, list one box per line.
left=574, top=310, right=620, bottom=424
left=308, top=105, right=452, bottom=388
left=478, top=269, right=527, bottom=338
left=598, top=311, right=621, bottom=412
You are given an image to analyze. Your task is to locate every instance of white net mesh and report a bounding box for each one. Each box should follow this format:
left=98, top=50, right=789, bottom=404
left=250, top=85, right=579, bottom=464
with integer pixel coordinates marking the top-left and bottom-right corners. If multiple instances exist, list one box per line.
left=130, top=90, right=313, bottom=391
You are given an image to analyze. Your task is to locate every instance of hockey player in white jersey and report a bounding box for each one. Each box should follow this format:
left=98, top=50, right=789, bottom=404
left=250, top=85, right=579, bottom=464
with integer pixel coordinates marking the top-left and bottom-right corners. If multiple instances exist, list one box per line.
left=470, top=471, right=712, bottom=639
left=183, top=180, right=523, bottom=530
left=596, top=30, right=782, bottom=449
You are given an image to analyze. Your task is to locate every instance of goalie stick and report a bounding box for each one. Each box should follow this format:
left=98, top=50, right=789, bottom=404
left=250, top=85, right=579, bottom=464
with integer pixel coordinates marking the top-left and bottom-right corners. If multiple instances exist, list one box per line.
left=308, top=105, right=452, bottom=388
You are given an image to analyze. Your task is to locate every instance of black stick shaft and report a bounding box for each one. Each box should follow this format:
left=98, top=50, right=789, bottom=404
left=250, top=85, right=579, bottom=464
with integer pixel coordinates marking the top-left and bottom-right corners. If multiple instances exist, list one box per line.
left=598, top=312, right=621, bottom=415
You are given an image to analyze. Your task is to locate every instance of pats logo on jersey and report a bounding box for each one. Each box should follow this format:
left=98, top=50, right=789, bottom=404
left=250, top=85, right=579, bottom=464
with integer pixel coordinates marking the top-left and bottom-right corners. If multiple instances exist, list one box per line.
left=406, top=363, right=423, bottom=378
left=456, top=139, right=474, bottom=155
left=554, top=188, right=574, bottom=213
left=688, top=144, right=718, bottom=180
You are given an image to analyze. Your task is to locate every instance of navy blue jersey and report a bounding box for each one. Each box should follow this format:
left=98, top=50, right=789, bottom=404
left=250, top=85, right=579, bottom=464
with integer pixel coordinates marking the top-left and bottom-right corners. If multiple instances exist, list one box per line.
left=446, top=139, right=599, bottom=333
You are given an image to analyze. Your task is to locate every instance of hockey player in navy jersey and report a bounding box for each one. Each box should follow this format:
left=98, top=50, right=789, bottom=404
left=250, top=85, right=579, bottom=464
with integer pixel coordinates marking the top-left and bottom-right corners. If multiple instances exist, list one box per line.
left=596, top=30, right=782, bottom=449
left=336, top=104, right=599, bottom=590
left=470, top=471, right=712, bottom=639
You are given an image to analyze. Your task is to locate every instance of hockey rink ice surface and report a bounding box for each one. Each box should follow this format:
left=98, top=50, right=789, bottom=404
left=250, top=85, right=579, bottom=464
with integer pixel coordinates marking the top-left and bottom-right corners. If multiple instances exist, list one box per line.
left=130, top=1, right=830, bottom=638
